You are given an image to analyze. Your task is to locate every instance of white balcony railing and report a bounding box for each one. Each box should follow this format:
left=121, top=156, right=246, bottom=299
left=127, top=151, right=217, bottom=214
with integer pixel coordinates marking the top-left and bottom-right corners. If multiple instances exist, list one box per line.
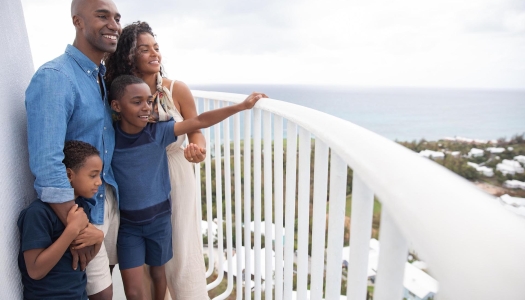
left=191, top=90, right=525, bottom=300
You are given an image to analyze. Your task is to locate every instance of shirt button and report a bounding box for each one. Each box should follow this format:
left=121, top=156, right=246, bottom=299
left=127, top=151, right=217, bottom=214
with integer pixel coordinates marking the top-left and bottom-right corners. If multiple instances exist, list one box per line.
left=104, top=127, right=107, bottom=130
left=99, top=194, right=103, bottom=198
left=105, top=150, right=108, bottom=153
left=103, top=172, right=106, bottom=176
left=87, top=70, right=91, bottom=74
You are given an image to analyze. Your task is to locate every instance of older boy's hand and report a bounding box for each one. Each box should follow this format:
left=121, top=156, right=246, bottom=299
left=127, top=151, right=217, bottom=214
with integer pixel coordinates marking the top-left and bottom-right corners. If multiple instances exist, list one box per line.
left=71, top=246, right=95, bottom=271
left=242, top=92, right=268, bottom=110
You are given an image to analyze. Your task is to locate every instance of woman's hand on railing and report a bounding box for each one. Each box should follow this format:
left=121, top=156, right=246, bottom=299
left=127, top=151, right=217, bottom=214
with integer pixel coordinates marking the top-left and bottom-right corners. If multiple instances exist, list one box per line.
left=184, top=143, right=206, bottom=163
left=241, top=92, right=268, bottom=109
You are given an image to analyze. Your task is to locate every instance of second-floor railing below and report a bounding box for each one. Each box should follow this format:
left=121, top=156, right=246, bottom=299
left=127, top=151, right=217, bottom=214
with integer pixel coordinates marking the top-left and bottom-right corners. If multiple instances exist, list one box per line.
left=190, top=90, right=525, bottom=300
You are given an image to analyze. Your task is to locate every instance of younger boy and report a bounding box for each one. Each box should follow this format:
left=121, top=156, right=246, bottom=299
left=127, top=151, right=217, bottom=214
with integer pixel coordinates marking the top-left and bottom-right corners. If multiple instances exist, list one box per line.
left=18, top=141, right=105, bottom=299
left=109, top=75, right=266, bottom=300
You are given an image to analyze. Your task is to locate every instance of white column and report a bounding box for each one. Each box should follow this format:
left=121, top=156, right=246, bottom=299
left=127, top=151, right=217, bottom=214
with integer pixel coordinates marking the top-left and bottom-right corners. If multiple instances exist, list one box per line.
left=0, top=0, right=36, bottom=298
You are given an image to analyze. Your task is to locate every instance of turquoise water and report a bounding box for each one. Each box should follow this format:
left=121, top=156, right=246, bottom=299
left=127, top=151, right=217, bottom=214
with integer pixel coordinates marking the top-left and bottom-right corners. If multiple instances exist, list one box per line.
left=190, top=84, right=524, bottom=142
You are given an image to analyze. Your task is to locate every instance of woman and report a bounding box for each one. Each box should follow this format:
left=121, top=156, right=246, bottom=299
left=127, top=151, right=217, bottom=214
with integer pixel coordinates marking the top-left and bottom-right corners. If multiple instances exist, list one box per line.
left=105, top=21, right=209, bottom=299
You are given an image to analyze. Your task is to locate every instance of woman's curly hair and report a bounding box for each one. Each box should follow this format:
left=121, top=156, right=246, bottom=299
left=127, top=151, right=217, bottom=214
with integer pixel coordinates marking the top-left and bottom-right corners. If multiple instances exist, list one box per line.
left=104, top=21, right=164, bottom=87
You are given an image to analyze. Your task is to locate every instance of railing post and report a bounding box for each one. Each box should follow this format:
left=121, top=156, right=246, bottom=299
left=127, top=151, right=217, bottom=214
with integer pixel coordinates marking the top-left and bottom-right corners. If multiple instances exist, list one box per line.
left=253, top=108, right=262, bottom=299
left=283, top=121, right=298, bottom=300
left=296, top=127, right=311, bottom=299
left=310, top=139, right=329, bottom=300
left=324, top=152, right=348, bottom=300
left=216, top=112, right=234, bottom=299
left=204, top=99, right=215, bottom=279
left=346, top=174, right=374, bottom=300
left=208, top=100, right=224, bottom=290
left=233, top=113, right=244, bottom=299
left=243, top=110, right=252, bottom=300
left=263, top=111, right=274, bottom=300
left=273, top=116, right=284, bottom=300
left=373, top=209, right=408, bottom=300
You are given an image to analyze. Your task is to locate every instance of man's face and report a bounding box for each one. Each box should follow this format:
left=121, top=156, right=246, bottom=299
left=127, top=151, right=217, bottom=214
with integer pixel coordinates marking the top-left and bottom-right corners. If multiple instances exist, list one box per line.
left=76, top=0, right=121, bottom=54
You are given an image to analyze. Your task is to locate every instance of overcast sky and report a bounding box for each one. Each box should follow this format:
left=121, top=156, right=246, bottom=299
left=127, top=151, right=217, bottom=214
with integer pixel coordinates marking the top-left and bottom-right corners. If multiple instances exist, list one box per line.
left=21, top=0, right=525, bottom=89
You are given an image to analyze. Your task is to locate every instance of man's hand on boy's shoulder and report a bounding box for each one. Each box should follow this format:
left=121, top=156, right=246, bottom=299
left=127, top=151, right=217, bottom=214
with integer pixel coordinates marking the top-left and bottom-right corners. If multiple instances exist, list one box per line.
left=241, top=92, right=268, bottom=110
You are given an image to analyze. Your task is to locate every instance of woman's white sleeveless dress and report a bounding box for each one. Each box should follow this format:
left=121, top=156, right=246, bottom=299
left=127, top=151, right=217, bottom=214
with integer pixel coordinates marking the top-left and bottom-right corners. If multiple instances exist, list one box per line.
left=161, top=80, right=209, bottom=300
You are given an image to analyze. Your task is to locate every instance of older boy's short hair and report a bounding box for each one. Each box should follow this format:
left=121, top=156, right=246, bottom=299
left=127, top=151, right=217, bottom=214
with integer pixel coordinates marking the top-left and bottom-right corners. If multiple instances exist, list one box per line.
left=63, top=140, right=100, bottom=171
left=109, top=75, right=146, bottom=102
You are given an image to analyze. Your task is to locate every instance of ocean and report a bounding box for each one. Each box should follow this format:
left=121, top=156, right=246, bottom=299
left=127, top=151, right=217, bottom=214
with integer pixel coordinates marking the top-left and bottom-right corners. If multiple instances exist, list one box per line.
left=190, top=84, right=525, bottom=142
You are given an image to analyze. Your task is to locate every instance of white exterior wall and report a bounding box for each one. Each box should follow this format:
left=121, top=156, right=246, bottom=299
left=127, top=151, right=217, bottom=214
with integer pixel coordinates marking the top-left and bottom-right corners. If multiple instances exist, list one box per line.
left=0, top=0, right=36, bottom=298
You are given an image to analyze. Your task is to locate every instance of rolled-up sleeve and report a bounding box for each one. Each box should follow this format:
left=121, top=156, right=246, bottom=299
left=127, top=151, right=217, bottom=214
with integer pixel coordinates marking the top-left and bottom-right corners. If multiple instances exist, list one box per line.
left=25, top=68, right=75, bottom=203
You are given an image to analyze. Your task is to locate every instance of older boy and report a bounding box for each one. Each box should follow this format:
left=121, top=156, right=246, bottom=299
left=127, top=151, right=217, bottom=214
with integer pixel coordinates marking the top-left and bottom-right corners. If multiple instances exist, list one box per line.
left=109, top=75, right=266, bottom=300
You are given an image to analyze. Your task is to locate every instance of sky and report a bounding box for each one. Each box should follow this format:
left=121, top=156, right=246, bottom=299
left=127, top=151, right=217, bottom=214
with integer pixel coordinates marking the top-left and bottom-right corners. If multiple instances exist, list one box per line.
left=20, top=0, right=525, bottom=89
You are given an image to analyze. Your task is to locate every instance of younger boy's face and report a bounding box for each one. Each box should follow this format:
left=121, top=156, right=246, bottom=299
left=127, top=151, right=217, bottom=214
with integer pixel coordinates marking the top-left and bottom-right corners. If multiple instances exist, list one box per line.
left=111, top=83, right=153, bottom=134
left=69, top=155, right=103, bottom=199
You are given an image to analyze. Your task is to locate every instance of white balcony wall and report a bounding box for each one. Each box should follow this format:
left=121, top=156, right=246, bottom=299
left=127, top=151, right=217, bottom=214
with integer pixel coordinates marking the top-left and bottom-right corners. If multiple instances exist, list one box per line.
left=0, top=0, right=37, bottom=298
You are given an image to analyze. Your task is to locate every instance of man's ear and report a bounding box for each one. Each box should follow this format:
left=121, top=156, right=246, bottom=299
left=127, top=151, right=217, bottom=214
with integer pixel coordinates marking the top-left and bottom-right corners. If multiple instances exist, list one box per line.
left=72, top=15, right=83, bottom=29
left=110, top=100, right=121, bottom=112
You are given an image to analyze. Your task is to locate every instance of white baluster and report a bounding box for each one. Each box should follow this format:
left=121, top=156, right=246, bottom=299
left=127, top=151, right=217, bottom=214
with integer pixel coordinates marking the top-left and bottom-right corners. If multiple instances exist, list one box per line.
left=283, top=121, right=297, bottom=300
left=253, top=108, right=262, bottom=299
left=325, top=152, right=348, bottom=300
left=208, top=100, right=224, bottom=290
left=373, top=209, right=408, bottom=300
left=263, top=111, right=273, bottom=300
left=274, top=116, right=284, bottom=300
left=204, top=99, right=214, bottom=278
left=346, top=174, right=374, bottom=300
left=233, top=113, right=244, bottom=299
left=216, top=111, right=233, bottom=299
left=243, top=110, right=252, bottom=300
left=296, top=127, right=311, bottom=299
left=310, top=139, right=329, bottom=300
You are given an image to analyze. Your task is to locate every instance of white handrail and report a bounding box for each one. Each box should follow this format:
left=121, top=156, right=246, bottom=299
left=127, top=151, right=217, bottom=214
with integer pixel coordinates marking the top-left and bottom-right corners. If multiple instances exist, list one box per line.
left=192, top=90, right=525, bottom=300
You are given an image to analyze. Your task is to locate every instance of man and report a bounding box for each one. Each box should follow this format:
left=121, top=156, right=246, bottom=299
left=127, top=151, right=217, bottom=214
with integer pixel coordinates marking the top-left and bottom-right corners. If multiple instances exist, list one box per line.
left=25, top=0, right=121, bottom=299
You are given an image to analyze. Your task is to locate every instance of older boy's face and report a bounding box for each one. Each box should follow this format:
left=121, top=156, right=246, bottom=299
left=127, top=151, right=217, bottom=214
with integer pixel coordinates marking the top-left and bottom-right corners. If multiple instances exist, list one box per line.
left=112, top=83, right=153, bottom=134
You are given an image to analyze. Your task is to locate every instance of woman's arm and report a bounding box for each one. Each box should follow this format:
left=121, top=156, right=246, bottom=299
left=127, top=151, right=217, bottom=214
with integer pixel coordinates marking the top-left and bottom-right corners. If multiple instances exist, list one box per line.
left=170, top=80, right=206, bottom=162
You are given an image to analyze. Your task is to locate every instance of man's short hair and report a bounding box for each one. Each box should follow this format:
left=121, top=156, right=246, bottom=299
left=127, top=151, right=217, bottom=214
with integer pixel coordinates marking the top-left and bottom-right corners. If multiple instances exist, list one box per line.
left=109, top=75, right=145, bottom=102
left=63, top=140, right=100, bottom=171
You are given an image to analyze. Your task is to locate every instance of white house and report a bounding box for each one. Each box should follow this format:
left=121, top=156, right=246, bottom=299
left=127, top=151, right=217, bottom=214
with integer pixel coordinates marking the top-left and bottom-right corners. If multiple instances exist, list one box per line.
left=343, top=239, right=438, bottom=299
left=514, top=155, right=525, bottom=164
left=497, top=163, right=517, bottom=176
left=502, top=159, right=524, bottom=172
left=503, top=180, right=525, bottom=190
left=403, top=262, right=439, bottom=300
left=467, top=162, right=494, bottom=177
left=468, top=148, right=484, bottom=158
left=419, top=150, right=445, bottom=160
left=486, top=147, right=505, bottom=154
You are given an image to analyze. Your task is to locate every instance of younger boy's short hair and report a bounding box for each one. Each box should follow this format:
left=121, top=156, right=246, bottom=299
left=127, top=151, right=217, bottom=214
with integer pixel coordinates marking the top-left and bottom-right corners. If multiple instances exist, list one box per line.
left=109, top=75, right=146, bottom=102
left=63, top=140, right=100, bottom=171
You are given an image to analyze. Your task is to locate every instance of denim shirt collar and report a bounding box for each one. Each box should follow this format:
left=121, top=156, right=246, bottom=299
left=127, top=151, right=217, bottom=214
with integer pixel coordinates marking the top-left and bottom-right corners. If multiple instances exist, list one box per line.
left=65, top=44, right=106, bottom=79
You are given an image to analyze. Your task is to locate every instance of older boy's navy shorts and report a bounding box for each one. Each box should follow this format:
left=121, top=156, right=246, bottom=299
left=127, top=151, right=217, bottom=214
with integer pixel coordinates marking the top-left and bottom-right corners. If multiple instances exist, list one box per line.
left=117, top=214, right=173, bottom=270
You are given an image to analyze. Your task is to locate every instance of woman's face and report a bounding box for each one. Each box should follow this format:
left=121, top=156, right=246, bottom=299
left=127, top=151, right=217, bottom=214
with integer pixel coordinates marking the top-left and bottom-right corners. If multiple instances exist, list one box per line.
left=134, top=33, right=162, bottom=75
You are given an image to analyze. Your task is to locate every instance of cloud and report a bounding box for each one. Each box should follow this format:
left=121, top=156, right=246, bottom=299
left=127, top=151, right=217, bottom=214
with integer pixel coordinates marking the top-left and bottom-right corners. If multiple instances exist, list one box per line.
left=20, top=0, right=525, bottom=88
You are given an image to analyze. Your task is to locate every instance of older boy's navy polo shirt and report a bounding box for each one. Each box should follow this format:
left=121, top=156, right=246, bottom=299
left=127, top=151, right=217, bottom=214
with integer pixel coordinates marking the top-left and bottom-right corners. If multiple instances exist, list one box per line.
left=112, top=121, right=177, bottom=225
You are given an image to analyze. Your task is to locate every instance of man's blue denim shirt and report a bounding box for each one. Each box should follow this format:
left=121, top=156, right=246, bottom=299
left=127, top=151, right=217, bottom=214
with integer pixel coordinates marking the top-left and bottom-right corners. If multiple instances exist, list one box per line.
left=25, top=45, right=118, bottom=224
